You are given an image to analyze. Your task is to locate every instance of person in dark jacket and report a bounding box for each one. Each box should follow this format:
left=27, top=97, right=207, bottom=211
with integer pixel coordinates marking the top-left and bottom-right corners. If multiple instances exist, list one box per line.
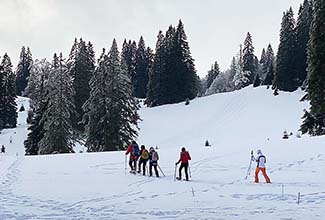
left=175, top=147, right=191, bottom=181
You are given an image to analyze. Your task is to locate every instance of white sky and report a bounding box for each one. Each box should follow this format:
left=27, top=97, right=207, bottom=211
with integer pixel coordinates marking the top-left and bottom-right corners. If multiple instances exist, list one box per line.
left=0, top=0, right=302, bottom=77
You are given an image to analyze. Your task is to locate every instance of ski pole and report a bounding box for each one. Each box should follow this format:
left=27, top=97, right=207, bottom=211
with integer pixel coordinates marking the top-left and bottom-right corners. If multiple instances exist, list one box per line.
left=245, top=160, right=252, bottom=179
left=174, top=164, right=177, bottom=181
left=157, top=164, right=166, bottom=177
left=245, top=150, right=253, bottom=179
left=188, top=164, right=192, bottom=178
left=124, top=154, right=127, bottom=174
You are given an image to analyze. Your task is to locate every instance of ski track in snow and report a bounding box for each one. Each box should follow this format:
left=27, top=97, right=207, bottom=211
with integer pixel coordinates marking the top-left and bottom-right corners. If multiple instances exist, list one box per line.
left=1, top=90, right=325, bottom=219
left=1, top=152, right=325, bottom=220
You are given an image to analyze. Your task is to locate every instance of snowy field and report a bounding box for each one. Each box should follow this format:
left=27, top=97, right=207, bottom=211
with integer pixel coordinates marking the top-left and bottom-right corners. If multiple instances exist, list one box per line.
left=0, top=86, right=324, bottom=220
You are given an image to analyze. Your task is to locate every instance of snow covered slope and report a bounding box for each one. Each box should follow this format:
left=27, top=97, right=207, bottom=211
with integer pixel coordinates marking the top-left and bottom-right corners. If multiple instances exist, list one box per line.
left=0, top=86, right=324, bottom=220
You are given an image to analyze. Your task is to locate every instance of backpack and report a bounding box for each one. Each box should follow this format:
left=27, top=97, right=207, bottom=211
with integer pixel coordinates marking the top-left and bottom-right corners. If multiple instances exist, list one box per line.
left=141, top=149, right=149, bottom=160
left=257, top=155, right=266, bottom=166
left=132, top=143, right=139, bottom=156
left=151, top=151, right=159, bottom=161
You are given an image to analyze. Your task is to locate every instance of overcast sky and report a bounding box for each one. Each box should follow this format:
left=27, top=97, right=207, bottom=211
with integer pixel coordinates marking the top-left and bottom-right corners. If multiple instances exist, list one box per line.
left=0, top=0, right=302, bottom=77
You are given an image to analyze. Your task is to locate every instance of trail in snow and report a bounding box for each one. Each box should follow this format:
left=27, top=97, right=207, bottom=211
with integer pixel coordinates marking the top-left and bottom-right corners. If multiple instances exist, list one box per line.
left=0, top=87, right=325, bottom=219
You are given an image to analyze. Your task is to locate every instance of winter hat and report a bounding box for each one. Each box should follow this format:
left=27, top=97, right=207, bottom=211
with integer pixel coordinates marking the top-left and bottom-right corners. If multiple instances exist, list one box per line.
left=257, top=149, right=262, bottom=154
left=141, top=145, right=145, bottom=149
left=149, top=147, right=154, bottom=151
left=181, top=147, right=186, bottom=152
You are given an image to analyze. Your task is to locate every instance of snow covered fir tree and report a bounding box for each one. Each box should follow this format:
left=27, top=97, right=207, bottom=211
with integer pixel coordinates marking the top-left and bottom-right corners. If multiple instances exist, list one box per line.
left=261, top=44, right=275, bottom=86
left=295, top=0, right=313, bottom=87
left=300, top=0, right=325, bottom=136
left=24, top=60, right=51, bottom=155
left=242, top=32, right=258, bottom=83
left=38, top=53, right=76, bottom=154
left=15, top=46, right=33, bottom=96
left=82, top=39, right=140, bottom=152
left=0, top=53, right=17, bottom=130
left=146, top=20, right=199, bottom=106
left=67, top=38, right=95, bottom=133
left=273, top=8, right=298, bottom=92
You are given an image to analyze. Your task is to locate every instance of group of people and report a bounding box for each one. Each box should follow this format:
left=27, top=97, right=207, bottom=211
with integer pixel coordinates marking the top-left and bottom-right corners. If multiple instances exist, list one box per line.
left=126, top=141, right=271, bottom=183
left=125, top=141, right=192, bottom=181
left=125, top=141, right=160, bottom=177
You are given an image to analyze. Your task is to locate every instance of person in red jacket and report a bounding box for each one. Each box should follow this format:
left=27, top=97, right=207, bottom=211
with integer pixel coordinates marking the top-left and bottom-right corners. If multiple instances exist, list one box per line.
left=175, top=147, right=191, bottom=181
left=125, top=141, right=139, bottom=173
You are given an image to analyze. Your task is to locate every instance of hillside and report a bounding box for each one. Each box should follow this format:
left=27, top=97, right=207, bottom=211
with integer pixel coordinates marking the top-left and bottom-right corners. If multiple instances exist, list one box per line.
left=0, top=86, right=324, bottom=220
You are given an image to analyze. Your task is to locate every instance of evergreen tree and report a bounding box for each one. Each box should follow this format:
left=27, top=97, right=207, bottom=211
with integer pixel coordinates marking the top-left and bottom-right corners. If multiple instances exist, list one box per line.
left=0, top=55, right=5, bottom=129
left=147, top=20, right=198, bottom=106
left=24, top=59, right=51, bottom=155
left=233, top=45, right=250, bottom=89
left=162, top=25, right=178, bottom=104
left=260, top=48, right=267, bottom=65
left=38, top=53, right=75, bottom=154
left=262, top=44, right=276, bottom=86
left=206, top=61, right=220, bottom=90
left=205, top=70, right=234, bottom=95
left=146, top=31, right=166, bottom=106
left=301, top=0, right=325, bottom=136
left=83, top=40, right=140, bottom=152
left=25, top=59, right=51, bottom=110
left=295, top=0, right=313, bottom=87
left=67, top=38, right=95, bottom=133
left=242, top=32, right=257, bottom=82
left=16, top=47, right=33, bottom=96
left=134, top=36, right=150, bottom=98
left=274, top=8, right=299, bottom=91
left=24, top=98, right=48, bottom=155
left=121, top=40, right=137, bottom=95
left=253, top=73, right=261, bottom=87
left=174, top=20, right=199, bottom=101
left=2, top=54, right=17, bottom=128
left=229, top=56, right=237, bottom=86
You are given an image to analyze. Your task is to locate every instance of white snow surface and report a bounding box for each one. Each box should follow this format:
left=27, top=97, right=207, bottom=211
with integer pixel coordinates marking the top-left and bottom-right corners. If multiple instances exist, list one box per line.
left=0, top=86, right=324, bottom=220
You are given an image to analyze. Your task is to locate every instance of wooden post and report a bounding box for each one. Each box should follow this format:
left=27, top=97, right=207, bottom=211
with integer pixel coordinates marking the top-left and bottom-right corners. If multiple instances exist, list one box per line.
left=297, top=192, right=301, bottom=205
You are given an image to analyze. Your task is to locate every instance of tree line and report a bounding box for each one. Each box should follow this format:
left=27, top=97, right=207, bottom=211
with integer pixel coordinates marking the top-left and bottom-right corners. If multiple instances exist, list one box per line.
left=22, top=20, right=199, bottom=155
left=203, top=0, right=324, bottom=136
left=0, top=0, right=324, bottom=156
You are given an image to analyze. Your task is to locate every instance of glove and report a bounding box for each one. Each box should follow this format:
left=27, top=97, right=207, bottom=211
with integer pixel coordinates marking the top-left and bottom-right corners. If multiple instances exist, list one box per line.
left=175, top=162, right=178, bottom=166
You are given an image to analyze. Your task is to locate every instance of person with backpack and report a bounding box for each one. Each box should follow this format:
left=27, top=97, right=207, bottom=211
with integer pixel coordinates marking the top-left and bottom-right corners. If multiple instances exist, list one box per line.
left=137, top=145, right=149, bottom=175
left=251, top=149, right=271, bottom=183
left=175, top=147, right=191, bottom=181
left=125, top=141, right=140, bottom=173
left=149, top=147, right=159, bottom=177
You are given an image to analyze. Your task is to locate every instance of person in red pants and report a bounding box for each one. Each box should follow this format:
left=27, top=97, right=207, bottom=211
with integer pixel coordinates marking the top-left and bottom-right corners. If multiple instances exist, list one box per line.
left=252, top=149, right=271, bottom=183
